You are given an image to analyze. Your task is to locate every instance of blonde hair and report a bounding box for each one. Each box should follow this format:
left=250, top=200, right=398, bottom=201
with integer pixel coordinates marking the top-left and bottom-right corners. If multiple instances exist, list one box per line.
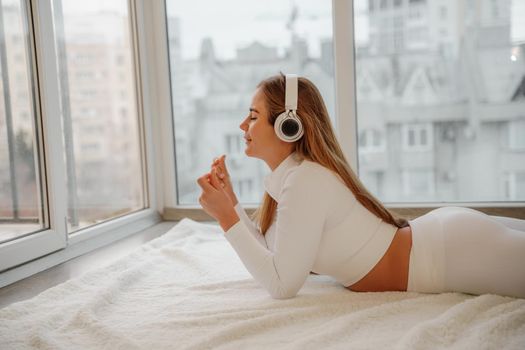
left=253, top=73, right=408, bottom=234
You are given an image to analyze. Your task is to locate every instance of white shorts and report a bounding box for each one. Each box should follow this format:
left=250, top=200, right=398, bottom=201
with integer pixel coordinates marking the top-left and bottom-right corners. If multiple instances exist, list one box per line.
left=407, top=207, right=525, bottom=298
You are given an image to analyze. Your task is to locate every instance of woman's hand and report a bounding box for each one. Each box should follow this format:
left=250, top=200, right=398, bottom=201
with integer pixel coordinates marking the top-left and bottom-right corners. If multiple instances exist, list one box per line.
left=197, top=166, right=239, bottom=232
left=211, top=155, right=238, bottom=206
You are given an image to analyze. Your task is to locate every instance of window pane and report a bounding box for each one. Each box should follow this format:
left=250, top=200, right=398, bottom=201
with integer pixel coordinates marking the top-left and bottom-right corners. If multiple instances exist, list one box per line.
left=355, top=0, right=525, bottom=202
left=166, top=0, right=335, bottom=204
left=0, top=0, right=46, bottom=243
left=54, top=0, right=146, bottom=232
left=507, top=172, right=525, bottom=200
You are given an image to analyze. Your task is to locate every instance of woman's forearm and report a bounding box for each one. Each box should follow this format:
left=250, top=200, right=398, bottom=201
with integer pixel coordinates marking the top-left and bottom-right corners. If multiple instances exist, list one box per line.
left=219, top=209, right=240, bottom=232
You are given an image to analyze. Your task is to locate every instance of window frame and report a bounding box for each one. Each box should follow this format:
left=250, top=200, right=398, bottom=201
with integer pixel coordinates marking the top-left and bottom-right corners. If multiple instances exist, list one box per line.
left=49, top=0, right=159, bottom=245
left=0, top=0, right=67, bottom=275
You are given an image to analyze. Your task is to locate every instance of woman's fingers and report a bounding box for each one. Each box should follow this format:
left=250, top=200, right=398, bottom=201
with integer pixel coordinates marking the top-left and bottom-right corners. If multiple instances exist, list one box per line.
left=197, top=174, right=215, bottom=191
left=219, top=155, right=229, bottom=177
left=210, top=155, right=226, bottom=175
left=209, top=155, right=229, bottom=186
left=210, top=166, right=225, bottom=187
left=211, top=157, right=225, bottom=177
left=198, top=170, right=223, bottom=192
left=213, top=165, right=226, bottom=180
left=218, top=168, right=225, bottom=179
left=210, top=168, right=225, bottom=189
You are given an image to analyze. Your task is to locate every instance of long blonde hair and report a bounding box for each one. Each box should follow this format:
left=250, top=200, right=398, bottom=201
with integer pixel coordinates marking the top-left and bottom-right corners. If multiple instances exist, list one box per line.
left=253, top=74, right=408, bottom=234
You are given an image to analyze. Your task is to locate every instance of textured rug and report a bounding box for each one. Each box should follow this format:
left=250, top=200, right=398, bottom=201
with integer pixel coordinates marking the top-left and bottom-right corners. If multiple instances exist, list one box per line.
left=1, top=218, right=524, bottom=349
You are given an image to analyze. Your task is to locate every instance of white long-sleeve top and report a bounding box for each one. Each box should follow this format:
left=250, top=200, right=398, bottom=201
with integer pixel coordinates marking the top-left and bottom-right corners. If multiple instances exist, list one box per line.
left=226, top=153, right=398, bottom=299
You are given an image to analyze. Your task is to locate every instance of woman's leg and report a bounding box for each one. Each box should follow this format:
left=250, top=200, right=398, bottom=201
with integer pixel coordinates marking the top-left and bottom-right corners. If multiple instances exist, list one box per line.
left=490, top=215, right=525, bottom=232
left=435, top=207, right=525, bottom=298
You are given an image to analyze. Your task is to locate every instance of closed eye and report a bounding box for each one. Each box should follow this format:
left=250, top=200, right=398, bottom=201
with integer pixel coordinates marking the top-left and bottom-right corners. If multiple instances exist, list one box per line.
left=247, top=107, right=259, bottom=121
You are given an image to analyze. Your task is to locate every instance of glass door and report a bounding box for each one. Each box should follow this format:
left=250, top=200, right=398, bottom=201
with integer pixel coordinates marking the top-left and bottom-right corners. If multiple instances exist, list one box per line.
left=0, top=0, right=66, bottom=274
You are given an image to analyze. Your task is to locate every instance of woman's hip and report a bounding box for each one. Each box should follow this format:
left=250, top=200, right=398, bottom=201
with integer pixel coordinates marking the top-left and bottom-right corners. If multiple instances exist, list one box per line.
left=408, top=207, right=525, bottom=298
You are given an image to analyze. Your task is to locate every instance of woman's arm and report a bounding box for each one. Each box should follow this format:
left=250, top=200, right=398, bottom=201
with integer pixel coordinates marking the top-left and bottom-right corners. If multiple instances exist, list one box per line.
left=213, top=155, right=267, bottom=247
left=234, top=203, right=268, bottom=248
left=224, top=167, right=328, bottom=299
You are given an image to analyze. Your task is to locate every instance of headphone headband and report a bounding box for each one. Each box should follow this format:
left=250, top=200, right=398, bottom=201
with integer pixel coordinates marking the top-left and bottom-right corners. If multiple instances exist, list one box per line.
left=285, top=74, right=298, bottom=111
left=274, top=73, right=303, bottom=142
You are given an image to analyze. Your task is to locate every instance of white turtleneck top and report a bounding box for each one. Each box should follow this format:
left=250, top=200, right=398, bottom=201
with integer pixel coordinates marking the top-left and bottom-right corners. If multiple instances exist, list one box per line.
left=225, top=153, right=398, bottom=299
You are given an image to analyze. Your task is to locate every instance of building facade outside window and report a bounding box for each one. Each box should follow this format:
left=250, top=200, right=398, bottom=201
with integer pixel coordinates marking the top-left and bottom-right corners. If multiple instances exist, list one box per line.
left=356, top=0, right=525, bottom=202
left=54, top=0, right=146, bottom=232
left=402, top=169, right=435, bottom=199
left=401, top=123, right=433, bottom=152
left=506, top=172, right=525, bottom=200
left=508, top=119, right=525, bottom=150
left=359, top=129, right=386, bottom=153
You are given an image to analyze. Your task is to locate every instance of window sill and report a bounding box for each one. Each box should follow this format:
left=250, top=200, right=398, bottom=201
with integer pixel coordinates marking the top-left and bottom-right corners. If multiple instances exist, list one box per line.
left=164, top=203, right=525, bottom=221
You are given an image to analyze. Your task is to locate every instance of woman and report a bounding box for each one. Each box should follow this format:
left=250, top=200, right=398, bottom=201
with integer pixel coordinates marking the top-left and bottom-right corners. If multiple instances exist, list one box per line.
left=197, top=73, right=525, bottom=299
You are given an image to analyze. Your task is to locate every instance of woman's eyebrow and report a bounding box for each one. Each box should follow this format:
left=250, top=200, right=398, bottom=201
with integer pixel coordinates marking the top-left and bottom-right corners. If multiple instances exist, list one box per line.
left=249, top=107, right=259, bottom=113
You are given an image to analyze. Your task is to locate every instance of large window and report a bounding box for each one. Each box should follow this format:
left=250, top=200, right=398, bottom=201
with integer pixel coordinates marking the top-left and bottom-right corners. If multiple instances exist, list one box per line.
left=1, top=0, right=151, bottom=276
left=166, top=0, right=335, bottom=205
left=0, top=0, right=46, bottom=243
left=355, top=0, right=525, bottom=202
left=54, top=0, right=146, bottom=232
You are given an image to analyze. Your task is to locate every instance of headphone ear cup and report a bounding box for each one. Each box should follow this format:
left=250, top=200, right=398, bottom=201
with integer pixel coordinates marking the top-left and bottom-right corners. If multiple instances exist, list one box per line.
left=274, top=111, right=304, bottom=142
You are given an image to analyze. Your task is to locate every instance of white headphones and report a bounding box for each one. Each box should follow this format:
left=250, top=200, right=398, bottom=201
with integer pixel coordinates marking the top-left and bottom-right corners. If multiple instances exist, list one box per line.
left=274, top=74, right=304, bottom=142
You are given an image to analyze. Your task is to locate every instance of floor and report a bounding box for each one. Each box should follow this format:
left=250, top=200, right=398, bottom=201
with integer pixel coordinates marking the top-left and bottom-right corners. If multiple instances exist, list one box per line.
left=0, top=221, right=178, bottom=310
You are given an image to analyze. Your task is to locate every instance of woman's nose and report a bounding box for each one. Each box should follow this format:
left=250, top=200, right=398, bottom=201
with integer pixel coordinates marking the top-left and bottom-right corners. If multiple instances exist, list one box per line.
left=239, top=119, right=248, bottom=131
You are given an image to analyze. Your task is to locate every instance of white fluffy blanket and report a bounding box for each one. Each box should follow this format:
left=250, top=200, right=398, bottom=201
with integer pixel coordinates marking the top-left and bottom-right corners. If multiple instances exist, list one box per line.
left=1, top=219, right=524, bottom=349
